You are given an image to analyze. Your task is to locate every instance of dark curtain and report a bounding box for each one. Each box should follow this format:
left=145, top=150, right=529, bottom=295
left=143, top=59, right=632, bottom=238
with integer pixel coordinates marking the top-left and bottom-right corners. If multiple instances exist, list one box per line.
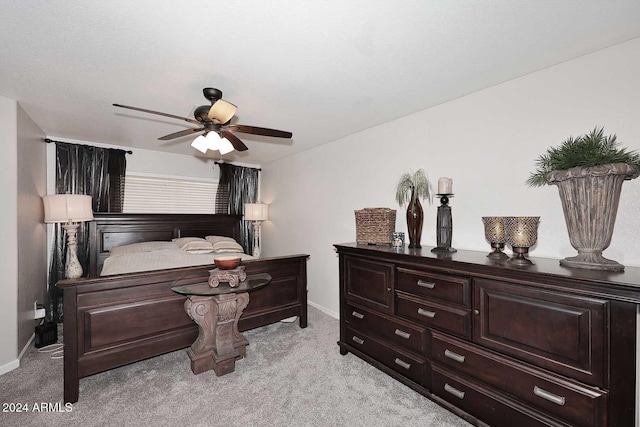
left=108, top=150, right=127, bottom=212
left=215, top=163, right=260, bottom=253
left=48, top=142, right=127, bottom=322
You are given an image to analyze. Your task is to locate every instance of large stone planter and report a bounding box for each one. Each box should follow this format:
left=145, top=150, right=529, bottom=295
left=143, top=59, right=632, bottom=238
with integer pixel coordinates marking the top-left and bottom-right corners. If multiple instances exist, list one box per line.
left=547, top=163, right=640, bottom=271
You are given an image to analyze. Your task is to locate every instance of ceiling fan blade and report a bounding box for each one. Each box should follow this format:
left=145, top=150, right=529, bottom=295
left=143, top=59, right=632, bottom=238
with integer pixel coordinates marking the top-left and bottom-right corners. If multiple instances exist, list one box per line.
left=221, top=131, right=249, bottom=151
left=158, top=127, right=204, bottom=141
left=113, top=103, right=201, bottom=125
left=227, top=124, right=292, bottom=139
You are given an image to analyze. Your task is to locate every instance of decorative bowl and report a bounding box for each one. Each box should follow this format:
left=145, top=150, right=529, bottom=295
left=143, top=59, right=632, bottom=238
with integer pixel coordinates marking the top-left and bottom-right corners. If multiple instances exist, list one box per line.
left=214, top=256, right=241, bottom=270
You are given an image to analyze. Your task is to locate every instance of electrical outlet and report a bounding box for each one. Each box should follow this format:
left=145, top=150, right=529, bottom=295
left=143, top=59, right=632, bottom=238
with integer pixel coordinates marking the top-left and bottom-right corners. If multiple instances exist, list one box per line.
left=34, top=301, right=46, bottom=319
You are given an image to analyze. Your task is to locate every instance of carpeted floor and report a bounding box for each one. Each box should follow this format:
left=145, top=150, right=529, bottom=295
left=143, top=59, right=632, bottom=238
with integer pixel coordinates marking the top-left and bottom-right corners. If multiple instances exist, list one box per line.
left=1, top=307, right=472, bottom=427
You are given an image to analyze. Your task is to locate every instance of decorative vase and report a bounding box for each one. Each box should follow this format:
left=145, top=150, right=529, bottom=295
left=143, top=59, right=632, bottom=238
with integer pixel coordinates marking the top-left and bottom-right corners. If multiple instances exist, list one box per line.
left=406, top=189, right=423, bottom=248
left=547, top=163, right=640, bottom=271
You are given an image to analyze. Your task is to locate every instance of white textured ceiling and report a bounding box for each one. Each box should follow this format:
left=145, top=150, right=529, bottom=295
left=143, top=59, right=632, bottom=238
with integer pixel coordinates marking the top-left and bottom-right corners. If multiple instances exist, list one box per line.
left=2, top=1, right=640, bottom=165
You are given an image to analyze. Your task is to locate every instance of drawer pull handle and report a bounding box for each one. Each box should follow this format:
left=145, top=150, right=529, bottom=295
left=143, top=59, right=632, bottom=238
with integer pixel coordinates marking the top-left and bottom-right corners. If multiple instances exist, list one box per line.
left=533, top=386, right=566, bottom=406
left=351, top=311, right=364, bottom=319
left=417, top=308, right=436, bottom=318
left=444, top=383, right=465, bottom=400
left=417, top=279, right=436, bottom=289
left=394, top=329, right=411, bottom=339
left=394, top=358, right=411, bottom=370
left=352, top=336, right=364, bottom=345
left=444, top=349, right=465, bottom=364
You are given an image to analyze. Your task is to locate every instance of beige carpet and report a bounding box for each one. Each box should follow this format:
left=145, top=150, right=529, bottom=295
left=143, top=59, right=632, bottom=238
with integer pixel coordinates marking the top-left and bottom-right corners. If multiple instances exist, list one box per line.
left=1, top=307, right=472, bottom=427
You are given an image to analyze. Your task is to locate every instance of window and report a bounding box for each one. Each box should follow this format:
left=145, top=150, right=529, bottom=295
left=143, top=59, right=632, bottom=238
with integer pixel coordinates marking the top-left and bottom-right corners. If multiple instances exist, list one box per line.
left=122, top=174, right=218, bottom=214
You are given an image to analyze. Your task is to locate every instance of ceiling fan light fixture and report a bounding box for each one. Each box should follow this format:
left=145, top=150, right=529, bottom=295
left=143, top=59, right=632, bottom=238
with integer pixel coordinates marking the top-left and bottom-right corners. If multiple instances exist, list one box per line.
left=206, top=130, right=223, bottom=151
left=208, top=99, right=237, bottom=124
left=218, top=138, right=235, bottom=155
left=114, top=88, right=292, bottom=155
left=191, top=134, right=209, bottom=153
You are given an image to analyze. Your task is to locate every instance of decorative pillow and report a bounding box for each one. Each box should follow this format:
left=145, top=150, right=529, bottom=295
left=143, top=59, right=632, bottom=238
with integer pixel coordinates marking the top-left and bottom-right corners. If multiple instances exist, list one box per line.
left=205, top=235, right=238, bottom=246
left=110, top=241, right=177, bottom=256
left=211, top=240, right=245, bottom=253
left=172, top=237, right=215, bottom=254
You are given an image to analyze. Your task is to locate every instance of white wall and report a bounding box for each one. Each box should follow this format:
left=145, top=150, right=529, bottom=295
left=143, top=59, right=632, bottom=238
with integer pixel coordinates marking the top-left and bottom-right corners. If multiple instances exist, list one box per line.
left=0, top=95, right=19, bottom=374
left=262, top=36, right=640, bottom=420
left=261, top=37, right=640, bottom=315
left=16, top=105, right=47, bottom=353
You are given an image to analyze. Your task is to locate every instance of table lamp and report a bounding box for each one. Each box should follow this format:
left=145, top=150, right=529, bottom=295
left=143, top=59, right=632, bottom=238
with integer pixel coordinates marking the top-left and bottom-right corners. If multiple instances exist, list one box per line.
left=244, top=203, right=268, bottom=258
left=43, top=194, right=94, bottom=279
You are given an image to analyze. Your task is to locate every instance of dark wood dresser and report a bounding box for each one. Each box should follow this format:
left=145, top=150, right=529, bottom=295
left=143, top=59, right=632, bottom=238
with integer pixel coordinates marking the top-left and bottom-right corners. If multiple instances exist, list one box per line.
left=335, top=243, right=640, bottom=427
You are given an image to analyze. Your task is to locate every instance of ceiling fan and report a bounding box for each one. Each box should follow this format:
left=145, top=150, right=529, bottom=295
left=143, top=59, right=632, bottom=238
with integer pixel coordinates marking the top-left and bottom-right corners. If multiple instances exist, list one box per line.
left=113, top=88, right=292, bottom=154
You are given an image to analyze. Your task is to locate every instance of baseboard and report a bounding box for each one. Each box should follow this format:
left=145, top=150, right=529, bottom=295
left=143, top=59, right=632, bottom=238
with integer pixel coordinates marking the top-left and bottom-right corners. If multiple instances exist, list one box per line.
left=20, top=332, right=35, bottom=359
left=309, top=301, right=339, bottom=319
left=0, top=332, right=35, bottom=376
left=0, top=357, right=19, bottom=376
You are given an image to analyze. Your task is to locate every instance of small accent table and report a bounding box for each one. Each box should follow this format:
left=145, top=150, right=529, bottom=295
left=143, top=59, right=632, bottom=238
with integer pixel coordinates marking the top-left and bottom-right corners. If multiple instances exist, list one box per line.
left=171, top=273, right=271, bottom=376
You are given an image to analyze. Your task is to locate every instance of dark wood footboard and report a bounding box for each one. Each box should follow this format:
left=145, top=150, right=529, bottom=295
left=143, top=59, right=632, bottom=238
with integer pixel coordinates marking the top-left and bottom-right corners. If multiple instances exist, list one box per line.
left=58, top=254, right=308, bottom=403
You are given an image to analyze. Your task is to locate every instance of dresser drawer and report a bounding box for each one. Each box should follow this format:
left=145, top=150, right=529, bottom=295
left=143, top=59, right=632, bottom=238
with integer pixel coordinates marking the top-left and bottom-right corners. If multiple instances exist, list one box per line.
left=431, top=365, right=566, bottom=427
left=345, top=325, right=425, bottom=384
left=473, top=278, right=606, bottom=386
left=345, top=303, right=426, bottom=353
left=396, top=267, right=470, bottom=307
left=430, top=331, right=607, bottom=427
left=396, top=291, right=471, bottom=339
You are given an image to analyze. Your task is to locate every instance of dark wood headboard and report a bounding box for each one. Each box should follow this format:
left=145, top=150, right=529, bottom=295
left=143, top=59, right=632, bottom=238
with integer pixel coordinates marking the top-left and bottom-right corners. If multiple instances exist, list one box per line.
left=88, top=213, right=242, bottom=277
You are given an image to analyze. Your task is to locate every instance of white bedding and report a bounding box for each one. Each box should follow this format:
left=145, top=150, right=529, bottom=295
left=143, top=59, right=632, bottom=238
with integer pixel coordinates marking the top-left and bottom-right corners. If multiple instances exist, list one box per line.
left=100, top=247, right=254, bottom=276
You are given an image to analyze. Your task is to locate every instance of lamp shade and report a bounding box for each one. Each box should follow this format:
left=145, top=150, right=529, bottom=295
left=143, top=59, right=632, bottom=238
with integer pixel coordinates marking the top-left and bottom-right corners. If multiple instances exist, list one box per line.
left=191, top=134, right=209, bottom=153
left=208, top=99, right=237, bottom=124
left=218, top=137, right=235, bottom=155
left=43, top=194, right=94, bottom=223
left=244, top=203, right=268, bottom=221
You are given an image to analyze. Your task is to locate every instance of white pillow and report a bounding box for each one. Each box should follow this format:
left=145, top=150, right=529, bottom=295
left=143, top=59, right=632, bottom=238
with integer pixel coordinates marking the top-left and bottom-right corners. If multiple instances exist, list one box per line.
left=205, top=235, right=238, bottom=246
left=172, top=237, right=215, bottom=254
left=110, top=241, right=178, bottom=256
left=211, top=240, right=245, bottom=253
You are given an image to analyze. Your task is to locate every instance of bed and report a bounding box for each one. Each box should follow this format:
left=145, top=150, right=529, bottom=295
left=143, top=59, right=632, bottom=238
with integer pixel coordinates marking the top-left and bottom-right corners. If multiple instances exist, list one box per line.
left=57, top=213, right=309, bottom=403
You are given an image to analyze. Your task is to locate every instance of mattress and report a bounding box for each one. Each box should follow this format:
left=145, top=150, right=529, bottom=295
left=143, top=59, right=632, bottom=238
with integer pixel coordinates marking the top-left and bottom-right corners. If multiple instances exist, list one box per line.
left=100, top=247, right=254, bottom=276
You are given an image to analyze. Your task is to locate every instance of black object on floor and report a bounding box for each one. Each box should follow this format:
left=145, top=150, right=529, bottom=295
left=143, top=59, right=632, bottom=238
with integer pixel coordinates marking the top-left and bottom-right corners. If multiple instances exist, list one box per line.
left=34, top=322, right=57, bottom=348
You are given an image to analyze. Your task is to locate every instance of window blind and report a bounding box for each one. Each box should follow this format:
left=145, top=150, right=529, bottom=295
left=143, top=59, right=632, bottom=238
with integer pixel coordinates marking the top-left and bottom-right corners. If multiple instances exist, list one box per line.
left=123, top=174, right=218, bottom=214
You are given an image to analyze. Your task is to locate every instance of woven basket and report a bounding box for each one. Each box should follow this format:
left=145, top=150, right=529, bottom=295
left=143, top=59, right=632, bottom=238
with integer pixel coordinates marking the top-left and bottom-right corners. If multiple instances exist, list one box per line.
left=355, top=208, right=397, bottom=245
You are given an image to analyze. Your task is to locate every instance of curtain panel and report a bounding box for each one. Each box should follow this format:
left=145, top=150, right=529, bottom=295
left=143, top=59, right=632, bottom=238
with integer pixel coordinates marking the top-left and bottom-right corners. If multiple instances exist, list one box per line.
left=48, top=142, right=127, bottom=322
left=215, top=163, right=259, bottom=253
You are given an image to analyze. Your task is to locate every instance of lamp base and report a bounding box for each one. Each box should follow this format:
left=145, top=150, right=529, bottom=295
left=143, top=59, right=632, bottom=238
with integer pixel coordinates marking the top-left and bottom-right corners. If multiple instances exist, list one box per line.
left=252, top=221, right=261, bottom=258
left=62, top=223, right=83, bottom=279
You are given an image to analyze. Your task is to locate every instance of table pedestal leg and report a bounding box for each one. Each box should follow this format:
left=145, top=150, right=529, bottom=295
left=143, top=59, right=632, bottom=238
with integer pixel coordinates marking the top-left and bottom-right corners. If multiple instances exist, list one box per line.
left=184, top=292, right=250, bottom=376
left=184, top=296, right=215, bottom=374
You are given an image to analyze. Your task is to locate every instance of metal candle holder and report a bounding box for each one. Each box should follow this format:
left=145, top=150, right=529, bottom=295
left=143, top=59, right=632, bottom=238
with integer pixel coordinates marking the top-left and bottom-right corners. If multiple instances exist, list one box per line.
left=482, top=217, right=509, bottom=260
left=431, top=194, right=457, bottom=253
left=504, top=216, right=540, bottom=266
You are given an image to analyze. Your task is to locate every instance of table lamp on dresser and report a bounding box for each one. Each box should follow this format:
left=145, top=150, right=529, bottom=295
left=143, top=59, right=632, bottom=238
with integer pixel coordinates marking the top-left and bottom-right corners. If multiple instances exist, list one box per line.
left=244, top=203, right=268, bottom=258
left=43, top=194, right=94, bottom=279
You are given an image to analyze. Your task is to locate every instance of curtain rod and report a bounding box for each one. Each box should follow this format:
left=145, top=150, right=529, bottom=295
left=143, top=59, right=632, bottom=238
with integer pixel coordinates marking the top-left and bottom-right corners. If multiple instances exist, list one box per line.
left=44, top=138, right=133, bottom=154
left=214, top=161, right=261, bottom=171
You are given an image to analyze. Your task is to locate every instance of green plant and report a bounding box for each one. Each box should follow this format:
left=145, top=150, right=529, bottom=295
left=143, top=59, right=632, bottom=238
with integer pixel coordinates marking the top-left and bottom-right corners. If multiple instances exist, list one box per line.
left=395, top=169, right=433, bottom=206
left=527, top=127, right=640, bottom=187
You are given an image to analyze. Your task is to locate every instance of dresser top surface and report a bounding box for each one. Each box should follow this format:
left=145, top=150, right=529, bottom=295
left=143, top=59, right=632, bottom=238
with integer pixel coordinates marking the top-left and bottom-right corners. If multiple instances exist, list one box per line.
left=335, top=243, right=640, bottom=301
